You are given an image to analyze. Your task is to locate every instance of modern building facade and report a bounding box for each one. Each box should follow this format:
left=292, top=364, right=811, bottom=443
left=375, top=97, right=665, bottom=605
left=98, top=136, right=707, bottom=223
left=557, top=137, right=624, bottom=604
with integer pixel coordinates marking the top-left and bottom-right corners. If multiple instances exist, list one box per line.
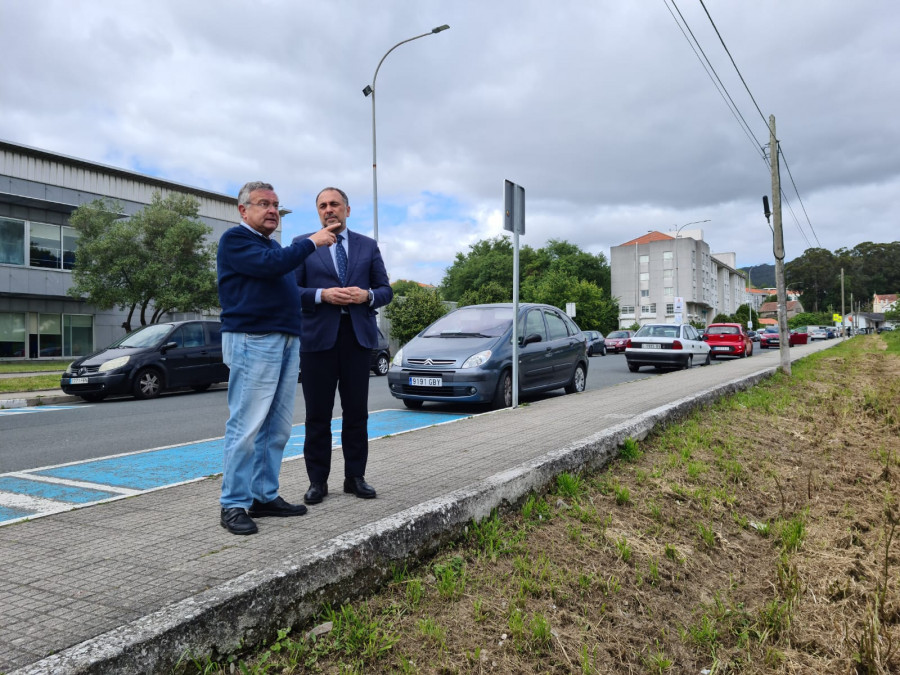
left=1, top=140, right=244, bottom=360
left=609, top=228, right=751, bottom=329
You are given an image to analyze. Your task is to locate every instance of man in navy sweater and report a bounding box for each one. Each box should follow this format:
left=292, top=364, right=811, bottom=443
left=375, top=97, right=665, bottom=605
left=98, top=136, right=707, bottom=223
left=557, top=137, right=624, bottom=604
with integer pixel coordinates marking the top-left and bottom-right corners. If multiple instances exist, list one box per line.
left=216, top=181, right=339, bottom=535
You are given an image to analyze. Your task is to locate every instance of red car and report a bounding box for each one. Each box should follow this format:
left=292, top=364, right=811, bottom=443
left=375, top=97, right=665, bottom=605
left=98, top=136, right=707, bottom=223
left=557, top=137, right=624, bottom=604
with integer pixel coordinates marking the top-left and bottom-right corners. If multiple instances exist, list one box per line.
left=605, top=330, right=634, bottom=353
left=759, top=327, right=806, bottom=348
left=703, top=323, right=752, bottom=358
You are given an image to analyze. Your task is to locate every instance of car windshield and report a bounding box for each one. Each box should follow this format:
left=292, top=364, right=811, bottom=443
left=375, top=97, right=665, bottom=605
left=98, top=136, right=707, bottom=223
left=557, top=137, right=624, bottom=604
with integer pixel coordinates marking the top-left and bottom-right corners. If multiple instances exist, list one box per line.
left=422, top=306, right=514, bottom=338
left=707, top=326, right=738, bottom=335
left=634, top=325, right=679, bottom=339
left=110, top=323, right=175, bottom=348
left=608, top=331, right=629, bottom=339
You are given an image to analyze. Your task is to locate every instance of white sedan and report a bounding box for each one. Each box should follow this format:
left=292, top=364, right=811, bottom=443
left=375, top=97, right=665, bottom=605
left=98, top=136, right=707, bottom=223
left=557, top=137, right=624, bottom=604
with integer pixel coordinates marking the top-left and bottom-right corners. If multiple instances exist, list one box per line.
left=625, top=323, right=711, bottom=372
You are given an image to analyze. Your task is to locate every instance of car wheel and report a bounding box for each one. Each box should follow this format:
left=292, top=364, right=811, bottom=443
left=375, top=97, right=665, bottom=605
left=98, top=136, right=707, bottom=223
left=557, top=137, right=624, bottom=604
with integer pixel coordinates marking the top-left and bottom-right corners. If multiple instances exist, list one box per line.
left=702, top=352, right=711, bottom=366
left=565, top=363, right=586, bottom=394
left=682, top=355, right=693, bottom=370
left=600, top=346, right=606, bottom=356
left=80, top=393, right=106, bottom=403
left=132, top=368, right=163, bottom=400
left=373, top=354, right=389, bottom=376
left=191, top=383, right=211, bottom=392
left=627, top=361, right=640, bottom=372
left=492, top=370, right=513, bottom=409
left=403, top=399, right=424, bottom=410
left=587, top=346, right=593, bottom=357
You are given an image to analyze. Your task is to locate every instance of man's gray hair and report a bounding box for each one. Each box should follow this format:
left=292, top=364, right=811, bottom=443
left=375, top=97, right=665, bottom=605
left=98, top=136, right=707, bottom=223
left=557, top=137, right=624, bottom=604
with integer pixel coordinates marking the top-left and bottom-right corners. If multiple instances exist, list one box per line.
left=238, top=181, right=275, bottom=206
left=316, top=187, right=349, bottom=206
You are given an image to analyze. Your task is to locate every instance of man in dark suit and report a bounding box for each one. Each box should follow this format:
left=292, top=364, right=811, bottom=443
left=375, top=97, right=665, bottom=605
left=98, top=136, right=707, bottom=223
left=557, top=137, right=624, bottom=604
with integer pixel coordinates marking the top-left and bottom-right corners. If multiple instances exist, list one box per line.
left=293, top=187, right=393, bottom=505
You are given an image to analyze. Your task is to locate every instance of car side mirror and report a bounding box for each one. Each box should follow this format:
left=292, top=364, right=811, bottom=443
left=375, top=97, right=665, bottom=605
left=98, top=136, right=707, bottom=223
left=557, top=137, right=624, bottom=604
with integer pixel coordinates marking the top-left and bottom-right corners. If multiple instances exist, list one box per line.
left=521, top=333, right=542, bottom=346
left=160, top=341, right=178, bottom=352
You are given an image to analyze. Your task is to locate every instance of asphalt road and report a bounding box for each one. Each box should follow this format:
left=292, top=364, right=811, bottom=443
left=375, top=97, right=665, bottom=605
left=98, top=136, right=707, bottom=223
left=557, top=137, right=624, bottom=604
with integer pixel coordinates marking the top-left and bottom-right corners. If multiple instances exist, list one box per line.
left=0, top=352, right=722, bottom=474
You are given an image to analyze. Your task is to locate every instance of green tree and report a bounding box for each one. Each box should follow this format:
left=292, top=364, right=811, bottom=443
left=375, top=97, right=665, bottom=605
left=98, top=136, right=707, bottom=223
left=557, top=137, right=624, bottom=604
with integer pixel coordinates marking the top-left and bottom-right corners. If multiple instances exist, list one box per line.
left=711, top=313, right=733, bottom=324
left=788, top=311, right=833, bottom=329
left=391, top=279, right=429, bottom=296
left=68, top=192, right=218, bottom=332
left=521, top=270, right=618, bottom=333
left=384, top=286, right=449, bottom=345
left=458, top=281, right=509, bottom=307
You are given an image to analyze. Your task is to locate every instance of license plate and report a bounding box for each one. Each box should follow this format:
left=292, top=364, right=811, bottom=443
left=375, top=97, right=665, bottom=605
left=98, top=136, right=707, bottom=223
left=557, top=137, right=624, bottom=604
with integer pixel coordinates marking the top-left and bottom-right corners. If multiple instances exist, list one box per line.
left=643, top=343, right=662, bottom=349
left=68, top=377, right=88, bottom=384
left=410, top=376, right=442, bottom=387
left=714, top=346, right=729, bottom=351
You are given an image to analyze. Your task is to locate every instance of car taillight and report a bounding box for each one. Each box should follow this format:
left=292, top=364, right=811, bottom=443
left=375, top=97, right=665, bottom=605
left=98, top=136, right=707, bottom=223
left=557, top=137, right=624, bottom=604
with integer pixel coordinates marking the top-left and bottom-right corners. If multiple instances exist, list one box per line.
left=671, top=340, right=683, bottom=350
left=625, top=339, right=631, bottom=348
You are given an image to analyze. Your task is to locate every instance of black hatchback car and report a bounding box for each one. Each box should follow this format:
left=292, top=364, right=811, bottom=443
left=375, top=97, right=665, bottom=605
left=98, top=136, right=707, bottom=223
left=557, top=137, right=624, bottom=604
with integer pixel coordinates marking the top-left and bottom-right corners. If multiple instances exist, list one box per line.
left=61, top=320, right=229, bottom=402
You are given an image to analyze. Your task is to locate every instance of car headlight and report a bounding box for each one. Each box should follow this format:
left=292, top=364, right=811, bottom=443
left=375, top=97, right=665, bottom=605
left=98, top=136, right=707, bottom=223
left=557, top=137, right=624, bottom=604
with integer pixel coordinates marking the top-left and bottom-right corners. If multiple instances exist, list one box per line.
left=392, top=348, right=403, bottom=367
left=461, top=349, right=492, bottom=369
left=98, top=355, right=130, bottom=373
left=65, top=363, right=75, bottom=374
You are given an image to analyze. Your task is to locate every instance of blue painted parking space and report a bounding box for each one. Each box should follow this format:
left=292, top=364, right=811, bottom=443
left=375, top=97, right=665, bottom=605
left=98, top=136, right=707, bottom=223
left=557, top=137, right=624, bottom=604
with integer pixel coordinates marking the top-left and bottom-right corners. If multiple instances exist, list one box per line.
left=0, top=404, right=84, bottom=416
left=0, top=409, right=472, bottom=526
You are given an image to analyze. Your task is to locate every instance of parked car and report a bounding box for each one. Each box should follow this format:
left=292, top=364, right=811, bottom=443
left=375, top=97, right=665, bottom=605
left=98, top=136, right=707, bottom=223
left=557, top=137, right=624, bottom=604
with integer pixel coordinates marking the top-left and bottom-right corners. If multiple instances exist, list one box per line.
left=605, top=330, right=634, bottom=353
left=759, top=326, right=806, bottom=348
left=624, top=323, right=710, bottom=372
left=60, top=320, right=229, bottom=402
left=747, top=330, right=761, bottom=343
left=298, top=327, right=391, bottom=382
left=809, top=326, right=829, bottom=341
left=584, top=330, right=606, bottom=356
left=387, top=303, right=588, bottom=410
left=702, top=323, right=753, bottom=359
left=791, top=326, right=809, bottom=345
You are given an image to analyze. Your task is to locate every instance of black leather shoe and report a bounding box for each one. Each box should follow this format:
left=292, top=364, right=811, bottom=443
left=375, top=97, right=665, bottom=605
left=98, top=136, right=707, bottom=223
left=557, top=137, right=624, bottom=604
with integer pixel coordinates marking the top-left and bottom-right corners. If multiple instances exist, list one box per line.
left=303, top=482, right=328, bottom=505
left=344, top=476, right=377, bottom=499
left=248, top=496, right=308, bottom=518
left=220, top=507, right=258, bottom=535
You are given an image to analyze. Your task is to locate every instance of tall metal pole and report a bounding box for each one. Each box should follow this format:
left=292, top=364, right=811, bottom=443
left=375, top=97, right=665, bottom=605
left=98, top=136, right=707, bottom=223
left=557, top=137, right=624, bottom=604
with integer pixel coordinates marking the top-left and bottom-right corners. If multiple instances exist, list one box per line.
left=840, top=268, right=846, bottom=338
left=769, top=115, right=791, bottom=375
left=362, top=25, right=449, bottom=243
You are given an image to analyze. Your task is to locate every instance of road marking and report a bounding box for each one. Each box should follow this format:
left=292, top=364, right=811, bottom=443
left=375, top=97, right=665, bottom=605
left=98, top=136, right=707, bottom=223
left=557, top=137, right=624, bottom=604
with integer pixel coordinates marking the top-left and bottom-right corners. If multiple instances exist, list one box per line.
left=0, top=408, right=472, bottom=526
left=0, top=404, right=84, bottom=416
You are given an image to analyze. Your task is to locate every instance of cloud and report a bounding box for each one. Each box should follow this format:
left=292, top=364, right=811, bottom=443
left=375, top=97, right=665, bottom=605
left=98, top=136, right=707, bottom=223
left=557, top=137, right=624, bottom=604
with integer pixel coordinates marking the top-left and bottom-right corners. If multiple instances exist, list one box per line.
left=3, top=0, right=898, bottom=286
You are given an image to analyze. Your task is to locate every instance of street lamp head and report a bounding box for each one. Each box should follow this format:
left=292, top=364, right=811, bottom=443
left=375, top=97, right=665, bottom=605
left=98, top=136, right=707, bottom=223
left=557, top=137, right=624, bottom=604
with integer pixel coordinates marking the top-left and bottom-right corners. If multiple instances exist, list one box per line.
left=362, top=85, right=373, bottom=97
left=432, top=24, right=450, bottom=33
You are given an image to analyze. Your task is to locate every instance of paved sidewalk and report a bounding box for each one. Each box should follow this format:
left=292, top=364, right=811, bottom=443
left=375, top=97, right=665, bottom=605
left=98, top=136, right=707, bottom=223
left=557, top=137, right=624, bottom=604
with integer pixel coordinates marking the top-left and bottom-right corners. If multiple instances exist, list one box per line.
left=0, top=342, right=838, bottom=674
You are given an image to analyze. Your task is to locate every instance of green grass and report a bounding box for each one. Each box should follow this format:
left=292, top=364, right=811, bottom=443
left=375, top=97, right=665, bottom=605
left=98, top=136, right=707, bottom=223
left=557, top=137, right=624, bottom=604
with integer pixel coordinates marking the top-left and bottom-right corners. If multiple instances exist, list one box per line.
left=0, top=374, right=64, bottom=393
left=0, top=360, right=72, bottom=374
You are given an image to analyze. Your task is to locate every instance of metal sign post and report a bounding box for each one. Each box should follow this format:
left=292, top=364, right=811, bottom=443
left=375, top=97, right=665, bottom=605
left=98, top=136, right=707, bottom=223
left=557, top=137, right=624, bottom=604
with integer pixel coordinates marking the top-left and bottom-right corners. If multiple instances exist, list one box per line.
left=504, top=180, right=525, bottom=408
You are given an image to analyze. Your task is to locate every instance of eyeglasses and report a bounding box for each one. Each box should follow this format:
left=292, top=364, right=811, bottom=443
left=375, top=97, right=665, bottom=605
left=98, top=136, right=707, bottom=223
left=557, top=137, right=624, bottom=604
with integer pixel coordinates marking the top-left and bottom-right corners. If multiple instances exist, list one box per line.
left=246, top=201, right=280, bottom=210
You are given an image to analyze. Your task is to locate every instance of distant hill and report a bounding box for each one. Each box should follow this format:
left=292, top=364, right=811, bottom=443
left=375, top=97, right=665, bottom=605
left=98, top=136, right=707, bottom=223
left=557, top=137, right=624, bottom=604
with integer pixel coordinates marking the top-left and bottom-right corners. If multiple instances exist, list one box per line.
left=740, top=264, right=775, bottom=289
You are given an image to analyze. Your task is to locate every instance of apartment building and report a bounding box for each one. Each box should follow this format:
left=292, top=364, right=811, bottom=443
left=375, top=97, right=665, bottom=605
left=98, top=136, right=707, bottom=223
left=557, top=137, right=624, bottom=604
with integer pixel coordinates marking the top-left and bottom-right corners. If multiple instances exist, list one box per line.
left=609, top=228, right=751, bottom=329
left=1, top=140, right=243, bottom=360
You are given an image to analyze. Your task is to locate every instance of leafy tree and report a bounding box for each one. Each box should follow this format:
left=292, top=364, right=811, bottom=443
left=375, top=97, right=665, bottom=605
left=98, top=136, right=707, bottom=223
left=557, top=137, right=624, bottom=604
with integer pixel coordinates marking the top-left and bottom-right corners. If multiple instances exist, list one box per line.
left=711, top=313, right=733, bottom=324
left=785, top=247, right=839, bottom=313
left=458, top=281, right=509, bottom=307
left=68, top=193, right=218, bottom=332
left=391, top=279, right=429, bottom=296
left=788, top=311, right=833, bottom=329
left=521, top=270, right=618, bottom=333
left=384, top=286, right=448, bottom=345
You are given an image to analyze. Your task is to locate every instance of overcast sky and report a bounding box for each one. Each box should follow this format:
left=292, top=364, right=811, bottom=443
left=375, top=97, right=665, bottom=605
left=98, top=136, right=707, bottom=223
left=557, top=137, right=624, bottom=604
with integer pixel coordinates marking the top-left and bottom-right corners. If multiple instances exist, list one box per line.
left=3, top=1, right=898, bottom=286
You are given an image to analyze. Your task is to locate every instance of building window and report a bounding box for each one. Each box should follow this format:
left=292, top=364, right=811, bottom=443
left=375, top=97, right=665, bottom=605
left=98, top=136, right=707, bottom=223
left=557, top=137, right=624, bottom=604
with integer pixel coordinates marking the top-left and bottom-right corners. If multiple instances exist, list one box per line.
left=0, top=217, right=26, bottom=265
left=0, top=313, right=27, bottom=357
left=664, top=286, right=673, bottom=297
left=639, top=272, right=649, bottom=281
left=37, top=314, right=63, bottom=357
left=641, top=303, right=656, bottom=315
left=663, top=269, right=673, bottom=280
left=620, top=305, right=634, bottom=314
left=639, top=254, right=649, bottom=264
left=64, top=315, right=94, bottom=357
left=640, top=289, right=650, bottom=298
left=663, top=251, right=673, bottom=260
left=28, top=222, right=79, bottom=270
left=666, top=303, right=674, bottom=314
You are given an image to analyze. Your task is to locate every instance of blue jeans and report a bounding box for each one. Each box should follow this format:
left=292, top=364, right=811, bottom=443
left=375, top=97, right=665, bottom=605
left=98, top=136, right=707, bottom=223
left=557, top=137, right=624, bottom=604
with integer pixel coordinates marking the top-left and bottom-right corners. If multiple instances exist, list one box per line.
left=220, top=332, right=299, bottom=509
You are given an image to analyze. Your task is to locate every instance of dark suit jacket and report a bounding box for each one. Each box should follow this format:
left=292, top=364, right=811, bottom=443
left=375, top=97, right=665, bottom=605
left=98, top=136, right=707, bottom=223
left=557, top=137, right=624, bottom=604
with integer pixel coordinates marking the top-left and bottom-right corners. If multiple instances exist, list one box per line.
left=292, top=229, right=392, bottom=352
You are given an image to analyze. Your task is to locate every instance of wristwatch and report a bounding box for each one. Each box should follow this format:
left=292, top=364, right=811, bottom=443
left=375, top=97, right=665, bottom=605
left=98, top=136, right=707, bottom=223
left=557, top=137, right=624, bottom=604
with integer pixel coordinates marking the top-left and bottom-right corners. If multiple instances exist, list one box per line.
left=367, top=289, right=374, bottom=305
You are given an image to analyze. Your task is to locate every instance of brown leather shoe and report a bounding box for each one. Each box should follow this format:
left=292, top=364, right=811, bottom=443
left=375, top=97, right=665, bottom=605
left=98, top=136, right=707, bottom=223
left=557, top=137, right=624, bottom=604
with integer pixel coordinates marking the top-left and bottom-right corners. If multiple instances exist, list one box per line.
left=248, top=496, right=307, bottom=518
left=343, top=476, right=376, bottom=499
left=220, top=507, right=258, bottom=535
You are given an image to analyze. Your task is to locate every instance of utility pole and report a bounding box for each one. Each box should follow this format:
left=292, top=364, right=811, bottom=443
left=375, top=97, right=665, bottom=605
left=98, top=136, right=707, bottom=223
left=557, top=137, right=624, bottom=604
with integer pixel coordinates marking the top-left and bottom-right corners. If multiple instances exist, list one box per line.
left=769, top=115, right=791, bottom=375
left=840, top=268, right=846, bottom=338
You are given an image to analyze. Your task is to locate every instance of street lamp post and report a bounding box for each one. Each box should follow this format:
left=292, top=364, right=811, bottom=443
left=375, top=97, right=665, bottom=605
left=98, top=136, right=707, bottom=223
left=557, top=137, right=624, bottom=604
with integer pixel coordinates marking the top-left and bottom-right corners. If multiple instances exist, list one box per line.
left=672, top=219, right=710, bottom=322
left=362, top=24, right=450, bottom=243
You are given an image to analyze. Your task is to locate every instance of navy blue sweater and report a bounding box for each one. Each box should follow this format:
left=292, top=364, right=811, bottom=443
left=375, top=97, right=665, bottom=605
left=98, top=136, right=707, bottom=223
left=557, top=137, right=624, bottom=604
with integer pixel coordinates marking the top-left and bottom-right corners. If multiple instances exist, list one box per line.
left=217, top=225, right=315, bottom=335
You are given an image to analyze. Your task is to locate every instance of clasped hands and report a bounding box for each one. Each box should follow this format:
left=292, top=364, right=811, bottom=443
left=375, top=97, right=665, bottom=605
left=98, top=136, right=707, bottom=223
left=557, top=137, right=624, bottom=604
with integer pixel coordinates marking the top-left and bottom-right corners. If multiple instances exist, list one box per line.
left=322, top=286, right=369, bottom=305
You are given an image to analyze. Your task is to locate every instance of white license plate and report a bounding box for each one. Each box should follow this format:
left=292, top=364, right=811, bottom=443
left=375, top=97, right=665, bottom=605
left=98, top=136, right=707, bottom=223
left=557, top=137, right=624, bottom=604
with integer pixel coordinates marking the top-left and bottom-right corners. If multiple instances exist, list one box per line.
left=643, top=343, right=662, bottom=349
left=713, top=346, right=729, bottom=351
left=410, top=376, right=442, bottom=387
left=68, top=377, right=88, bottom=384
